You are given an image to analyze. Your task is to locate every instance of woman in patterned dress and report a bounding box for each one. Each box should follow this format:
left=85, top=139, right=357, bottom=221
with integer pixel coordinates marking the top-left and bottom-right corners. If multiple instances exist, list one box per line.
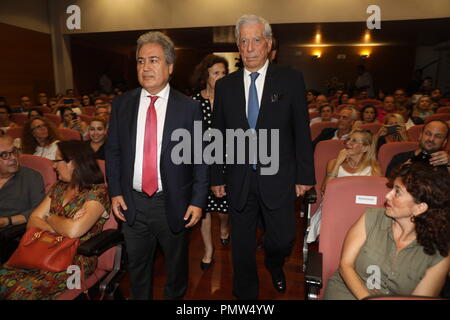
left=0, top=140, right=110, bottom=299
left=191, top=54, right=230, bottom=270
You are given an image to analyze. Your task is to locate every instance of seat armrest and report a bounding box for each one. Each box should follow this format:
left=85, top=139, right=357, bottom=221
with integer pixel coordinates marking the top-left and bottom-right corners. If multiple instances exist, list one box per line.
left=0, top=223, right=27, bottom=242
left=77, top=229, right=124, bottom=257
left=303, top=187, right=317, bottom=204
left=305, top=251, right=323, bottom=287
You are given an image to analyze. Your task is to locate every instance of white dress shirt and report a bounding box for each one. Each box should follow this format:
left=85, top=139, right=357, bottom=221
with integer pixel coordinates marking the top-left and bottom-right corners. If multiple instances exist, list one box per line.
left=133, top=84, right=170, bottom=193
left=243, top=59, right=269, bottom=117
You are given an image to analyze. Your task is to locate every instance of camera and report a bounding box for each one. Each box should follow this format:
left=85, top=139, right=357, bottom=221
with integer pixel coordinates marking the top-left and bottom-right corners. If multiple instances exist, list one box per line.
left=386, top=125, right=400, bottom=135
left=71, top=113, right=78, bottom=120
left=411, top=151, right=432, bottom=164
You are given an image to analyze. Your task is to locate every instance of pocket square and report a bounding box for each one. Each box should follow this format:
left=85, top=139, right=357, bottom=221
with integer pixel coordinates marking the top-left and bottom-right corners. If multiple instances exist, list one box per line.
left=270, top=94, right=283, bottom=102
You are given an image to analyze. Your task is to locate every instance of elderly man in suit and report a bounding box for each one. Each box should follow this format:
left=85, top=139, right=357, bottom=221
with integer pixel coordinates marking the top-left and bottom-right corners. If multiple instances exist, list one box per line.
left=211, top=14, right=315, bottom=299
left=105, top=31, right=208, bottom=300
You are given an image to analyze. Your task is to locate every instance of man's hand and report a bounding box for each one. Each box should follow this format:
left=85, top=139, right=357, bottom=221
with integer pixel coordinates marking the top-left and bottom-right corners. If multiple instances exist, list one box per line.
left=211, top=185, right=226, bottom=198
left=430, top=151, right=449, bottom=167
left=111, top=196, right=127, bottom=222
left=184, top=205, right=202, bottom=228
left=296, top=185, right=313, bottom=197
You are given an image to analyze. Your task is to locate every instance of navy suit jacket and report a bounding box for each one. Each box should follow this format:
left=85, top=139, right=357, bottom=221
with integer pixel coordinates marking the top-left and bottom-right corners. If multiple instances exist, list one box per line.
left=105, top=87, right=209, bottom=233
left=211, top=64, right=315, bottom=211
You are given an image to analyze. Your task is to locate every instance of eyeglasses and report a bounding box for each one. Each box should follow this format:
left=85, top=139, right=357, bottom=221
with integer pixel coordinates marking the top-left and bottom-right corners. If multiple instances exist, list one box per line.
left=0, top=148, right=19, bottom=160
left=31, top=124, right=47, bottom=131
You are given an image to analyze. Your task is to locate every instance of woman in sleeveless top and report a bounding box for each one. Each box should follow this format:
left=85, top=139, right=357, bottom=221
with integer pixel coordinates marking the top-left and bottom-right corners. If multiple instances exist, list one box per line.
left=324, top=162, right=449, bottom=299
left=307, top=129, right=381, bottom=243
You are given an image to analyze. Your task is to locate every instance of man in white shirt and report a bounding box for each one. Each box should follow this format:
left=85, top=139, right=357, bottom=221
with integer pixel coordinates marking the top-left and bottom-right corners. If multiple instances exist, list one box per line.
left=106, top=31, right=208, bottom=300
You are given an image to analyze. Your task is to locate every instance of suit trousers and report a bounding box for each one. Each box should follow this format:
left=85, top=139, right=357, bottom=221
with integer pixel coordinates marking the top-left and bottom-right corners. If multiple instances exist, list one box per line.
left=122, top=191, right=189, bottom=300
left=231, top=170, right=297, bottom=300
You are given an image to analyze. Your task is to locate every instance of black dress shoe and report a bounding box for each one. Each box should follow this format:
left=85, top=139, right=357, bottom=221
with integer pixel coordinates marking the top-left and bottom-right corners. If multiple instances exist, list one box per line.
left=220, top=236, right=230, bottom=246
left=200, top=259, right=214, bottom=271
left=271, top=271, right=286, bottom=293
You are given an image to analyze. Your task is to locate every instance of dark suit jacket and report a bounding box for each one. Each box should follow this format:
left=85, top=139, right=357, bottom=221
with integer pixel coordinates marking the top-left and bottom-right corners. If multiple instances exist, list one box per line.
left=312, top=128, right=338, bottom=151
left=105, top=87, right=209, bottom=233
left=211, top=64, right=315, bottom=211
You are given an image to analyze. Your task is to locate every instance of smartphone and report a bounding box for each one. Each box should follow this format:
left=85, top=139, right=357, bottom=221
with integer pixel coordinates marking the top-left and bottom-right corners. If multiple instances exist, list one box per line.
left=71, top=112, right=78, bottom=120
left=63, top=98, right=74, bottom=104
left=386, top=125, right=400, bottom=135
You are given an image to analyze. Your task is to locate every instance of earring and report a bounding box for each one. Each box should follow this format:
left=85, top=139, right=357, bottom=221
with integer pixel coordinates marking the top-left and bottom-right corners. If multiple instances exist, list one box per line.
left=410, top=214, right=416, bottom=223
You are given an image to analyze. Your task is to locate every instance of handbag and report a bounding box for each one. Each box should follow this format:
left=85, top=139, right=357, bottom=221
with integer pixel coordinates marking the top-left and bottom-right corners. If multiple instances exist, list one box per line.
left=5, top=227, right=80, bottom=272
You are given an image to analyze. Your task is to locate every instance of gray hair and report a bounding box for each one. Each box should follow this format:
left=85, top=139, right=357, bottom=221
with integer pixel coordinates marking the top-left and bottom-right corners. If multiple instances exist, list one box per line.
left=341, top=106, right=359, bottom=121
left=136, top=31, right=175, bottom=65
left=235, top=14, right=272, bottom=43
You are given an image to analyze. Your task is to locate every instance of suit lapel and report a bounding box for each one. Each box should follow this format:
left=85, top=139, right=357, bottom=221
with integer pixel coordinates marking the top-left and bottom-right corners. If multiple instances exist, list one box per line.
left=257, top=64, right=276, bottom=128
left=161, top=89, right=178, bottom=156
left=235, top=69, right=249, bottom=130
left=129, top=89, right=141, bottom=165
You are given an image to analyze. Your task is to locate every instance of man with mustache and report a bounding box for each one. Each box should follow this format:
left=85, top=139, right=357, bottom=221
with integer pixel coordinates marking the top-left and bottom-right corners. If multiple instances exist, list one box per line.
left=386, top=120, right=449, bottom=177
left=0, top=135, right=45, bottom=261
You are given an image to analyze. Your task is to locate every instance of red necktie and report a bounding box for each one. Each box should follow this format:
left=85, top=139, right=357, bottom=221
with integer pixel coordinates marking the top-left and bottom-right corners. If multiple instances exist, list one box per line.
left=142, top=95, right=159, bottom=196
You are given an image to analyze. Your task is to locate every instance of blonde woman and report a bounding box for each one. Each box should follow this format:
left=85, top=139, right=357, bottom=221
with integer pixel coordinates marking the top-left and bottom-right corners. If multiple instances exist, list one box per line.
left=308, top=129, right=381, bottom=243
left=374, top=113, right=409, bottom=152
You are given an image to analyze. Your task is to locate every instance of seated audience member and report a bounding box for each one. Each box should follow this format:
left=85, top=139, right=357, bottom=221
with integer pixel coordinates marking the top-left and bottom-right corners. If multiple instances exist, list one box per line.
left=48, top=98, right=58, bottom=113
left=94, top=105, right=110, bottom=123
left=358, top=89, right=369, bottom=100
left=374, top=113, right=409, bottom=152
left=316, top=94, right=328, bottom=106
left=353, top=104, right=378, bottom=129
left=0, top=135, right=45, bottom=227
left=307, top=129, right=381, bottom=243
left=306, top=89, right=319, bottom=105
left=27, top=108, right=44, bottom=120
left=312, top=107, right=358, bottom=150
left=21, top=117, right=61, bottom=160
left=80, top=95, right=92, bottom=107
left=376, top=89, right=386, bottom=101
left=395, top=102, right=424, bottom=130
left=0, top=106, right=19, bottom=135
left=59, top=107, right=88, bottom=139
left=338, top=92, right=350, bottom=105
left=324, top=162, right=450, bottom=299
left=0, top=97, right=8, bottom=107
left=19, top=95, right=33, bottom=112
left=37, top=93, right=48, bottom=107
left=0, top=140, right=110, bottom=300
left=413, top=95, right=435, bottom=120
left=310, top=104, right=337, bottom=126
left=87, top=118, right=107, bottom=160
left=430, top=88, right=444, bottom=110
left=94, top=98, right=105, bottom=108
left=393, top=88, right=408, bottom=105
left=386, top=120, right=449, bottom=177
left=377, top=95, right=396, bottom=123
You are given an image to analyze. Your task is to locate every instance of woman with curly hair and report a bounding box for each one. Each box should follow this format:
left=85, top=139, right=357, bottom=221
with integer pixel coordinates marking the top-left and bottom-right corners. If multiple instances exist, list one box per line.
left=324, top=162, right=450, bottom=299
left=191, top=54, right=230, bottom=270
left=21, top=116, right=61, bottom=160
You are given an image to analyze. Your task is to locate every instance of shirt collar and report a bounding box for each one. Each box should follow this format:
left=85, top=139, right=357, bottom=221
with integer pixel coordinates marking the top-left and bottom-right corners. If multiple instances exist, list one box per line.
left=243, top=59, right=269, bottom=79
left=141, top=83, right=170, bottom=100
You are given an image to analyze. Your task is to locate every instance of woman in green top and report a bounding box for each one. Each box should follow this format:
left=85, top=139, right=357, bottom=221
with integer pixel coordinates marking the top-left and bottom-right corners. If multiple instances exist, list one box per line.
left=325, top=162, right=449, bottom=299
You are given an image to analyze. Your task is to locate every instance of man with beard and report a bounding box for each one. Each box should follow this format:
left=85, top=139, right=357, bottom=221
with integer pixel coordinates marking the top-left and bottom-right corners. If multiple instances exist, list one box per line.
left=386, top=120, right=449, bottom=177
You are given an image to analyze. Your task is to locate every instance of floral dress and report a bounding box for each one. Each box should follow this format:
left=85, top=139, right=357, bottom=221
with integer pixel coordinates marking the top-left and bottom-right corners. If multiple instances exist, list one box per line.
left=0, top=182, right=110, bottom=300
left=192, top=92, right=229, bottom=214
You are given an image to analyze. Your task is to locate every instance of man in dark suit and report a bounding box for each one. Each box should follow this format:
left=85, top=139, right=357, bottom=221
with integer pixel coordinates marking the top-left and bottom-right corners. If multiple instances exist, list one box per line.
left=211, top=14, right=315, bottom=299
left=105, top=31, right=208, bottom=300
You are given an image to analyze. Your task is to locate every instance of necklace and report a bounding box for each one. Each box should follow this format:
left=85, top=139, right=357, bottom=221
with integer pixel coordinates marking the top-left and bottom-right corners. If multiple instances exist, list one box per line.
left=346, top=158, right=359, bottom=169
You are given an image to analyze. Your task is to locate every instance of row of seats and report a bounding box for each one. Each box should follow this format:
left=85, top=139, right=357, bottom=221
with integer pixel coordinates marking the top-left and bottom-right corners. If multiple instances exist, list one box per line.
left=10, top=113, right=95, bottom=126
left=310, top=118, right=450, bottom=141
left=5, top=127, right=82, bottom=141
